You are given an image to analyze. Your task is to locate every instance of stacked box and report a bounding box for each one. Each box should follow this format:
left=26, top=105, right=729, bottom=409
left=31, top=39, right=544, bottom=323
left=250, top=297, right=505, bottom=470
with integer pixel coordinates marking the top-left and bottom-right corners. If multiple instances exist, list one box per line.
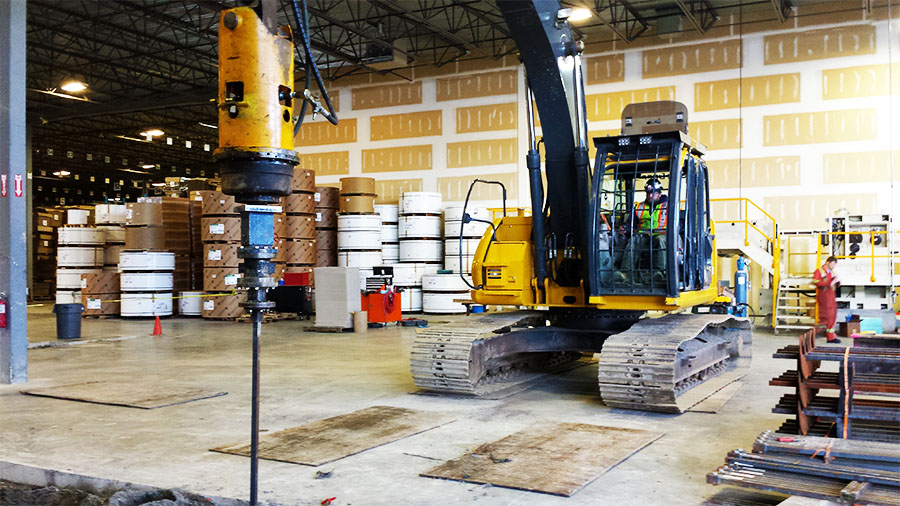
left=125, top=202, right=165, bottom=250
left=284, top=168, right=316, bottom=278
left=189, top=194, right=204, bottom=290
left=56, top=225, right=105, bottom=303
left=201, top=190, right=243, bottom=319
left=315, top=186, right=339, bottom=267
left=136, top=197, right=192, bottom=292
left=119, top=251, right=175, bottom=317
left=338, top=177, right=380, bottom=288
left=33, top=208, right=64, bottom=297
left=81, top=271, right=120, bottom=316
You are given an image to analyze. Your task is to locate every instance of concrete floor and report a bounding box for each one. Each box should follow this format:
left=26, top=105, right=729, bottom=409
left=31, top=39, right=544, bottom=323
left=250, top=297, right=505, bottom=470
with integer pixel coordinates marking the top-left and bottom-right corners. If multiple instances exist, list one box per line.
left=0, top=306, right=798, bottom=505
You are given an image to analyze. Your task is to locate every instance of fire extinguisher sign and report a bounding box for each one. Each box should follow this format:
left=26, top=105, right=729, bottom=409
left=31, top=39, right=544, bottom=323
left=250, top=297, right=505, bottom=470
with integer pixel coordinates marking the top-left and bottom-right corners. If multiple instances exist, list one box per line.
left=0, top=174, right=6, bottom=197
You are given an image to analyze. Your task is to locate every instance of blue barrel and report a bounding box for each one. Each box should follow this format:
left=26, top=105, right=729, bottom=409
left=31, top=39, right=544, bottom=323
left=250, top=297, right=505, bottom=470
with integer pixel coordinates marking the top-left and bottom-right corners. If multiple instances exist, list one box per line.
left=52, top=303, right=83, bottom=339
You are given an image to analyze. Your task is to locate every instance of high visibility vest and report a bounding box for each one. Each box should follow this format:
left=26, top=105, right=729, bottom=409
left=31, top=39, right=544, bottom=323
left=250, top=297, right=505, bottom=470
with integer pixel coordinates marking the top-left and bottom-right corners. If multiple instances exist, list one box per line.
left=635, top=201, right=667, bottom=232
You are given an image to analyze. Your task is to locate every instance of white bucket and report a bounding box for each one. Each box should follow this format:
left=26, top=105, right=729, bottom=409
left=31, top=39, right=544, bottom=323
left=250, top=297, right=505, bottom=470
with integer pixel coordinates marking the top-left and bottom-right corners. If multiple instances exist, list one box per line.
left=400, top=192, right=442, bottom=215
left=399, top=239, right=442, bottom=262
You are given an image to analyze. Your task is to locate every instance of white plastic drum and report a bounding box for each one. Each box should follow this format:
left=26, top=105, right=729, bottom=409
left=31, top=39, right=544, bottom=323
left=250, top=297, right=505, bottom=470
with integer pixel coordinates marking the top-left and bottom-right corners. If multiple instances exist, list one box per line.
left=57, top=247, right=104, bottom=267
left=400, top=192, right=442, bottom=215
left=399, top=239, right=442, bottom=262
left=120, top=292, right=173, bottom=317
left=338, top=250, right=383, bottom=268
left=444, top=238, right=482, bottom=256
left=444, top=255, right=474, bottom=274
left=444, top=219, right=490, bottom=239
left=55, top=289, right=81, bottom=304
left=400, top=287, right=423, bottom=312
left=398, top=215, right=441, bottom=238
left=120, top=272, right=173, bottom=292
left=381, top=243, right=399, bottom=263
left=374, top=204, right=399, bottom=223
left=179, top=291, right=203, bottom=316
left=56, top=268, right=101, bottom=289
left=386, top=263, right=440, bottom=287
left=118, top=251, right=176, bottom=271
left=381, top=225, right=399, bottom=243
left=338, top=229, right=382, bottom=250
left=443, top=206, right=491, bottom=222
left=57, top=226, right=104, bottom=245
left=423, top=273, right=471, bottom=292
left=337, top=214, right=382, bottom=231
left=101, top=226, right=126, bottom=244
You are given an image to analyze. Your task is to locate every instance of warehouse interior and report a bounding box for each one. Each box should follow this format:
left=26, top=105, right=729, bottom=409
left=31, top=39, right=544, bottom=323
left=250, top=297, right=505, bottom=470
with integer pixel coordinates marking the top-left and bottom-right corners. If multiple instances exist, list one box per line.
left=1, top=1, right=899, bottom=505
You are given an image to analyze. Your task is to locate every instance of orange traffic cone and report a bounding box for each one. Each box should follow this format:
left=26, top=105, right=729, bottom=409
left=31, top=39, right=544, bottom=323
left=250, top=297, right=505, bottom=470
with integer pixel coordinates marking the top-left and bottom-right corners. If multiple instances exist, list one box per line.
left=151, top=316, right=163, bottom=336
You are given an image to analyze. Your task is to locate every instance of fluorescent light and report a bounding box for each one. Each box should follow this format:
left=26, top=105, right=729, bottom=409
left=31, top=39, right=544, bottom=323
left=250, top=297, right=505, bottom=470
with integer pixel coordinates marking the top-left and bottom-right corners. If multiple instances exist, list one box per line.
left=141, top=164, right=156, bottom=169
left=52, top=170, right=71, bottom=177
left=140, top=129, right=164, bottom=137
left=151, top=182, right=166, bottom=187
left=198, top=122, right=218, bottom=129
left=568, top=8, right=592, bottom=22
left=60, top=81, right=87, bottom=92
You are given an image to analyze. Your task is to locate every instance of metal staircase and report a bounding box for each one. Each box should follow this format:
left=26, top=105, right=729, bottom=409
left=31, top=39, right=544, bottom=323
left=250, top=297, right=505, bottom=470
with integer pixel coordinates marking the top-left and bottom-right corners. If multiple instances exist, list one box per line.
left=773, top=276, right=816, bottom=333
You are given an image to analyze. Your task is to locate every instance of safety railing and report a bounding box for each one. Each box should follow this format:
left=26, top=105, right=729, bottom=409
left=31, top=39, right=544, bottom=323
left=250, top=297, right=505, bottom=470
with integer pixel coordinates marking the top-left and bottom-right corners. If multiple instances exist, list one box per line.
left=709, top=197, right=777, bottom=251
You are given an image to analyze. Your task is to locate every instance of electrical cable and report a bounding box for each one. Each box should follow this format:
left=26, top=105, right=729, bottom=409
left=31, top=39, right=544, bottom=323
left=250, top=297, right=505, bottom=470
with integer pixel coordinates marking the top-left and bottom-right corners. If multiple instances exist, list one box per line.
left=289, top=0, right=338, bottom=131
left=458, top=179, right=507, bottom=290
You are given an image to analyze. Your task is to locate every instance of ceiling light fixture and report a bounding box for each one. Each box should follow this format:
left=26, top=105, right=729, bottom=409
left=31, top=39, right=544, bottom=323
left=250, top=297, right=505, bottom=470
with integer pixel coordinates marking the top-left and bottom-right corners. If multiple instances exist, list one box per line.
left=140, top=129, right=165, bottom=138
left=60, top=81, right=87, bottom=92
left=566, top=7, right=592, bottom=22
left=141, top=164, right=156, bottom=169
left=52, top=170, right=71, bottom=177
left=198, top=122, right=218, bottom=129
left=151, top=182, right=166, bottom=187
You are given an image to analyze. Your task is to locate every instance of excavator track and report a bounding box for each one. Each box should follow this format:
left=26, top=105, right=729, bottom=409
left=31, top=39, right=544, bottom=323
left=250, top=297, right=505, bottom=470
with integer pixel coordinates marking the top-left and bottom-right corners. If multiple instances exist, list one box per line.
left=410, top=311, right=583, bottom=396
left=597, top=313, right=752, bottom=413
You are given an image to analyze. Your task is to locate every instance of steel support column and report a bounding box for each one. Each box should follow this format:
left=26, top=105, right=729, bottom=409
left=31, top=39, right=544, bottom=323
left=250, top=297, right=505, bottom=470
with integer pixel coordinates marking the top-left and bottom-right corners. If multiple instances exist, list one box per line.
left=1, top=0, right=28, bottom=384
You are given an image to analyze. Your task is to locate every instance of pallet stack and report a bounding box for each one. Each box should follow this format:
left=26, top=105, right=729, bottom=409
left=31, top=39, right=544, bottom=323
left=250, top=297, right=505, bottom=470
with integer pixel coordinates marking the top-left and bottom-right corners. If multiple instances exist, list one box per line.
left=314, top=186, right=339, bottom=267
left=189, top=193, right=204, bottom=290
left=81, top=271, right=120, bottom=317
left=283, top=169, right=317, bottom=279
left=95, top=204, right=127, bottom=273
left=56, top=209, right=104, bottom=304
left=33, top=208, right=65, bottom=299
left=158, top=197, right=192, bottom=292
left=119, top=251, right=175, bottom=317
left=200, top=190, right=244, bottom=319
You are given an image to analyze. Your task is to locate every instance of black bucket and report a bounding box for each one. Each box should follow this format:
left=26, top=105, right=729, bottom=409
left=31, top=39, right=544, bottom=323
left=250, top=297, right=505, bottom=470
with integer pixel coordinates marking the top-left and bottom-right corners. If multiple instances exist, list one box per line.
left=52, top=303, right=83, bottom=339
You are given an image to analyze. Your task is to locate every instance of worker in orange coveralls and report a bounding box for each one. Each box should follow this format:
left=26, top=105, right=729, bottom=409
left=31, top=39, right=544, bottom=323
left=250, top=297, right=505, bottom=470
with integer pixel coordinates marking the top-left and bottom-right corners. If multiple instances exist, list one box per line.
left=813, top=256, right=841, bottom=344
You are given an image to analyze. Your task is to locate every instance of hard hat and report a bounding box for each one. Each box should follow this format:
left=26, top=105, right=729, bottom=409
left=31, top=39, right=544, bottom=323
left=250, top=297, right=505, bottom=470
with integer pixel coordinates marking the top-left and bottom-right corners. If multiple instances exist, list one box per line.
left=645, top=179, right=663, bottom=193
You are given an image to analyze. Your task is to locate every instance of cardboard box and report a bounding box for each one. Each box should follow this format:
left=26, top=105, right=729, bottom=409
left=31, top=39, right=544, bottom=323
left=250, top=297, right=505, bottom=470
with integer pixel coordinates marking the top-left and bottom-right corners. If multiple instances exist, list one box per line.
left=316, top=229, right=337, bottom=249
left=204, top=267, right=241, bottom=292
left=284, top=239, right=316, bottom=264
left=81, top=271, right=120, bottom=294
left=126, top=203, right=163, bottom=227
left=125, top=225, right=165, bottom=251
left=274, top=213, right=287, bottom=239
left=174, top=255, right=191, bottom=292
left=201, top=217, right=240, bottom=242
left=314, top=267, right=360, bottom=328
left=340, top=177, right=375, bottom=196
left=274, top=239, right=287, bottom=262
left=315, top=186, right=340, bottom=209
left=315, top=209, right=337, bottom=228
left=203, top=242, right=240, bottom=267
left=285, top=214, right=316, bottom=239
left=82, top=293, right=120, bottom=316
left=338, top=195, right=375, bottom=214
left=292, top=168, right=315, bottom=193
left=67, top=209, right=92, bottom=225
left=95, top=204, right=127, bottom=224
left=202, top=292, right=246, bottom=319
left=284, top=193, right=315, bottom=214
left=316, top=249, right=337, bottom=267
left=201, top=190, right=238, bottom=216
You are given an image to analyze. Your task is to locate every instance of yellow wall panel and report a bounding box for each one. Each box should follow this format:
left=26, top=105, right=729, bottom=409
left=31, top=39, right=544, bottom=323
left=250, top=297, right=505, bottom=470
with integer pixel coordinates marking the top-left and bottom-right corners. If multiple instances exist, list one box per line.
left=642, top=40, right=742, bottom=78
left=822, top=63, right=900, bottom=99
left=822, top=151, right=900, bottom=183
left=764, top=24, right=876, bottom=65
left=361, top=145, right=432, bottom=173
left=586, top=54, right=625, bottom=85
left=764, top=193, right=878, bottom=229
left=586, top=87, right=676, bottom=122
left=375, top=178, right=423, bottom=204
left=692, top=119, right=742, bottom=150
left=762, top=109, right=876, bottom=146
left=295, top=118, right=357, bottom=146
left=456, top=103, right=517, bottom=133
left=707, top=156, right=802, bottom=189
left=436, top=70, right=517, bottom=102
left=352, top=82, right=422, bottom=110
left=438, top=172, right=518, bottom=201
left=370, top=110, right=442, bottom=141
left=695, top=74, right=801, bottom=111
left=446, top=138, right=517, bottom=168
left=296, top=151, right=349, bottom=176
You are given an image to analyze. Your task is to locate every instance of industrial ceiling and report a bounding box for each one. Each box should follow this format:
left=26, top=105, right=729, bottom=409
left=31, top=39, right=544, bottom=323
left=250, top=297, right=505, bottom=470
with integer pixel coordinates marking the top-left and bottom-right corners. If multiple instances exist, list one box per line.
left=24, top=0, right=880, bottom=204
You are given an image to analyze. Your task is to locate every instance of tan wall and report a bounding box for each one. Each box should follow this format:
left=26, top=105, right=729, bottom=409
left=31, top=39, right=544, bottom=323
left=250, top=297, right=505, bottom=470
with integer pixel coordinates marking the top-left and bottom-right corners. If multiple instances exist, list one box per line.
left=296, top=17, right=899, bottom=225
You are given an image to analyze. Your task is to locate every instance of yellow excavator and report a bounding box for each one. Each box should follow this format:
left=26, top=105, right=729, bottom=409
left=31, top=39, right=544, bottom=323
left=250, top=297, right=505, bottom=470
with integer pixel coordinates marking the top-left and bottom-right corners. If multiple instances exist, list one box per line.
left=410, top=1, right=751, bottom=413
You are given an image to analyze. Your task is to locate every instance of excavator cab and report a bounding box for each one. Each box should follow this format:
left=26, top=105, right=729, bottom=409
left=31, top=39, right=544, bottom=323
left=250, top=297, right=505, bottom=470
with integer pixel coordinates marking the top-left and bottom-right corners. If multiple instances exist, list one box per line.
left=588, top=103, right=715, bottom=300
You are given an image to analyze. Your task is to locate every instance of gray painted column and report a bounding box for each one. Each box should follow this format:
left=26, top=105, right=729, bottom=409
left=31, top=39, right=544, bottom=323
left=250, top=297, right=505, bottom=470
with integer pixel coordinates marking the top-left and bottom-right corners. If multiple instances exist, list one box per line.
left=1, top=0, right=28, bottom=384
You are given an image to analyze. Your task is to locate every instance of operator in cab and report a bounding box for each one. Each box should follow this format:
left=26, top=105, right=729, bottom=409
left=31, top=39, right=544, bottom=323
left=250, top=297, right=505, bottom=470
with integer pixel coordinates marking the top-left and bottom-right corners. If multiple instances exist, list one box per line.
left=615, top=179, right=668, bottom=285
